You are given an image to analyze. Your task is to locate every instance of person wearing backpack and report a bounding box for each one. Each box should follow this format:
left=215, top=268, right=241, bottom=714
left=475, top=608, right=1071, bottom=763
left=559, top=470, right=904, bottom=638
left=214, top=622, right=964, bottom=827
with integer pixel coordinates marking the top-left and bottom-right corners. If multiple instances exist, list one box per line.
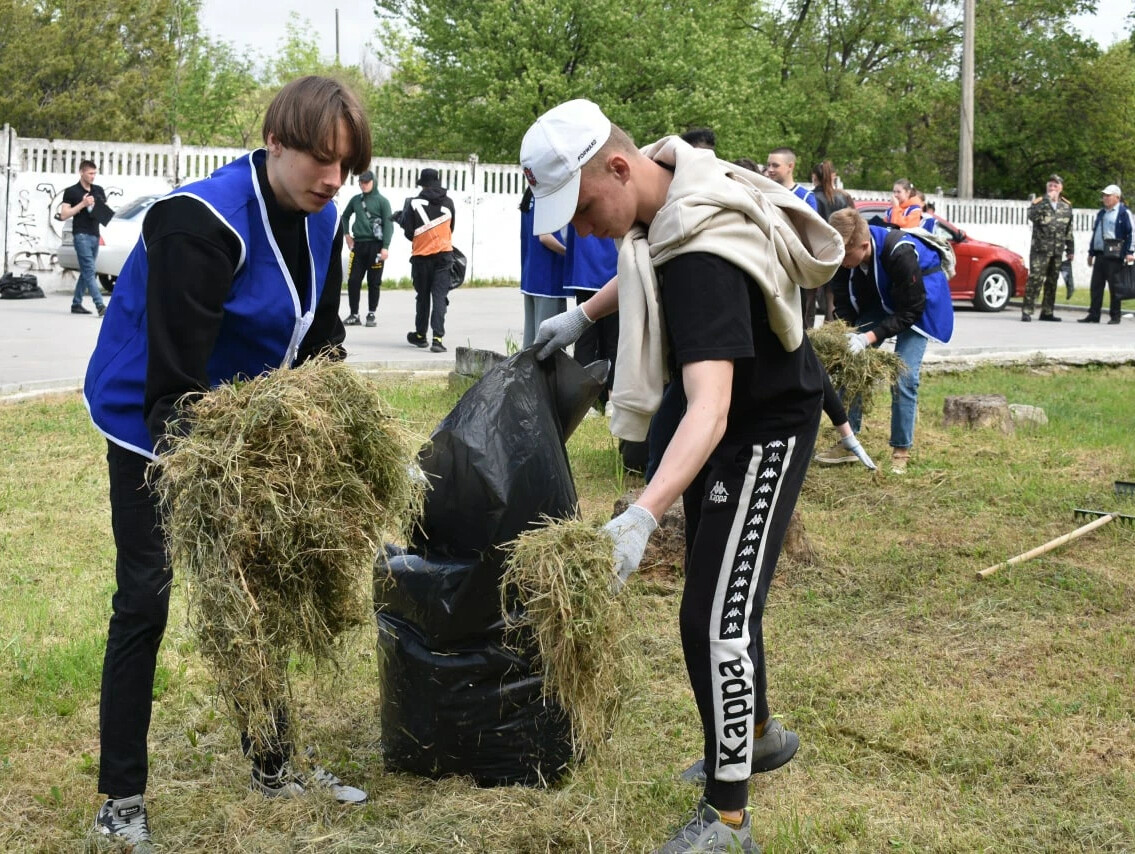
left=827, top=207, right=954, bottom=474
left=399, top=168, right=455, bottom=352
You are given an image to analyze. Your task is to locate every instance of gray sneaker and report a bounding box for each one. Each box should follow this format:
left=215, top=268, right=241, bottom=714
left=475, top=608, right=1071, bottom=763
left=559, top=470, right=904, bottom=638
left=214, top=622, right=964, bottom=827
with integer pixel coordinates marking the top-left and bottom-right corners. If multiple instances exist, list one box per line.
left=653, top=799, right=758, bottom=853
left=251, top=761, right=368, bottom=804
left=93, top=794, right=151, bottom=846
left=680, top=718, right=799, bottom=783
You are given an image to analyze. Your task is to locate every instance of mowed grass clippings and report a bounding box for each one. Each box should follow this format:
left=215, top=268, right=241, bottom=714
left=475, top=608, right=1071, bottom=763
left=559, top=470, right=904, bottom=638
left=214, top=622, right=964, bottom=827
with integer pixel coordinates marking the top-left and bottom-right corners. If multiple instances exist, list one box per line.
left=152, top=358, right=425, bottom=756
left=807, top=319, right=904, bottom=416
left=502, top=516, right=636, bottom=758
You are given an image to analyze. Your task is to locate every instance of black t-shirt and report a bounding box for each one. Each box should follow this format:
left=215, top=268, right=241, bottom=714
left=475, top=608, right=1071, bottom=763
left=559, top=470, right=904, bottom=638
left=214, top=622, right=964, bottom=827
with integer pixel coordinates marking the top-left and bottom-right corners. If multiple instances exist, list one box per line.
left=658, top=251, right=824, bottom=441
left=62, top=181, right=106, bottom=235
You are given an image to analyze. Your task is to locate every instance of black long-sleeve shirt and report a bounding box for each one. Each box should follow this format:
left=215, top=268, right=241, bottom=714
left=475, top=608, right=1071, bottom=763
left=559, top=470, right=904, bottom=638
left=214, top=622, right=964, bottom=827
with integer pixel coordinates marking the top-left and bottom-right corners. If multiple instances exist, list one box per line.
left=831, top=230, right=925, bottom=342
left=142, top=158, right=345, bottom=445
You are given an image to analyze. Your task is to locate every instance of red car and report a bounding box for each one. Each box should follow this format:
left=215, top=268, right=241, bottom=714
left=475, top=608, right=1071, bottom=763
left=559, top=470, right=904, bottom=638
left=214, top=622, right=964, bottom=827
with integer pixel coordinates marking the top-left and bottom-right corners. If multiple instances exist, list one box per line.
left=854, top=201, right=1029, bottom=312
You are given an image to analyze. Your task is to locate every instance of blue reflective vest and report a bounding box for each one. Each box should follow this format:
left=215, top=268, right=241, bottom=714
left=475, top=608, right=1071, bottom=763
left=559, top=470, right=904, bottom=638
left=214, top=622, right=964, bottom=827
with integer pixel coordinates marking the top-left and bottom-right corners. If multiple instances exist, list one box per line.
left=563, top=225, right=618, bottom=293
left=866, top=224, right=954, bottom=344
left=520, top=207, right=569, bottom=298
left=84, top=150, right=338, bottom=458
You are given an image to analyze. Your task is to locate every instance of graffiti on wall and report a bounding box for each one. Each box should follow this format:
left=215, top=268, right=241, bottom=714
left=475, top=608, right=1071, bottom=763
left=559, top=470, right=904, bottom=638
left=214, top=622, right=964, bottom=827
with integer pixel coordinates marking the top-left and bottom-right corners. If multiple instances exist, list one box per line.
left=10, top=182, right=123, bottom=272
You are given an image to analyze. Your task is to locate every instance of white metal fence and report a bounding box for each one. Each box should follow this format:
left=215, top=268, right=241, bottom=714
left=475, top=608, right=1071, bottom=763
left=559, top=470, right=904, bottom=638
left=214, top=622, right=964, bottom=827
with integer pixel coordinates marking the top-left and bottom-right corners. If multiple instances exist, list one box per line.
left=0, top=125, right=1102, bottom=286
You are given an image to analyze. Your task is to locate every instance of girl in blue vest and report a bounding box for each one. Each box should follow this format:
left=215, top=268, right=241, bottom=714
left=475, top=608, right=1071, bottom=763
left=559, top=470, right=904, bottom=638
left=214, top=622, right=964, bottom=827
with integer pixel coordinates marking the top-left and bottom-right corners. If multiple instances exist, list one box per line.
left=85, top=77, right=373, bottom=848
left=827, top=207, right=954, bottom=474
left=519, top=187, right=571, bottom=347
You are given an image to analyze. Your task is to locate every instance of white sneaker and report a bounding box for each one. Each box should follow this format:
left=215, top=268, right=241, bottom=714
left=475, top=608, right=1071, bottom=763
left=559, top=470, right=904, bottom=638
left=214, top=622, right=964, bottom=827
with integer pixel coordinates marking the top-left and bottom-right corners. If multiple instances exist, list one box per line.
left=251, top=761, right=367, bottom=804
left=93, top=794, right=151, bottom=845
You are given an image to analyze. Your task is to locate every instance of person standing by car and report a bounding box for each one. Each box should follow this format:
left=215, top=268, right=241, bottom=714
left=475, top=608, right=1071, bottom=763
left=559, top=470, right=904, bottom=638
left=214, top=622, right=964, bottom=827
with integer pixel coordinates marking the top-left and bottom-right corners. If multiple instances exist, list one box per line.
left=60, top=159, right=108, bottom=316
left=1023, top=174, right=1074, bottom=323
left=1080, top=184, right=1133, bottom=325
left=885, top=178, right=923, bottom=228
left=400, top=168, right=455, bottom=352
left=83, top=75, right=372, bottom=849
left=340, top=170, right=392, bottom=328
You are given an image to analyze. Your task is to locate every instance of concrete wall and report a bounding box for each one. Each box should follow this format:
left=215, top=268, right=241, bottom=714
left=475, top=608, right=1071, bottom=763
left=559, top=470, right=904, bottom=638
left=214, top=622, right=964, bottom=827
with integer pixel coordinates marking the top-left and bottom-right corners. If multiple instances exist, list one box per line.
left=0, top=126, right=1100, bottom=286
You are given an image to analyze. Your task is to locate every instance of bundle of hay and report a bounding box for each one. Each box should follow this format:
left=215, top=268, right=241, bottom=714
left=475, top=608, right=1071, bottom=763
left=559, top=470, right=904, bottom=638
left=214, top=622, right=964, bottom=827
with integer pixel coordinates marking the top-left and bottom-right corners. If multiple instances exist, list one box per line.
left=807, top=320, right=905, bottom=416
left=501, top=517, right=635, bottom=757
left=153, top=358, right=425, bottom=753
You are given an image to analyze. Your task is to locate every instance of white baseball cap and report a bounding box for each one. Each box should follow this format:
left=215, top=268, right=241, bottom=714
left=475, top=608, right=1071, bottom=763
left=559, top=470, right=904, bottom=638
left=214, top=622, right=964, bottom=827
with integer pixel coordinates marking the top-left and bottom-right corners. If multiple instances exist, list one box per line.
left=520, top=99, right=612, bottom=234
left=1102, top=184, right=1122, bottom=196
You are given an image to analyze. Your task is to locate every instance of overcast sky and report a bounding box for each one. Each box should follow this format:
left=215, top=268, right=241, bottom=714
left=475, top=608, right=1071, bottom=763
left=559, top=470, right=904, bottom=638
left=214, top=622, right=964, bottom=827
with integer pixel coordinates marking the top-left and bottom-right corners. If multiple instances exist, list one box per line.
left=199, top=0, right=1132, bottom=69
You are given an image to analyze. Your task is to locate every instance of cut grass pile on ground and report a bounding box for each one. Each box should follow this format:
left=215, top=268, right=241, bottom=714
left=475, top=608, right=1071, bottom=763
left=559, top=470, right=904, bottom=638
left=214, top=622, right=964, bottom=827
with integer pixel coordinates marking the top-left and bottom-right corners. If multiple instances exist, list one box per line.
left=0, top=364, right=1132, bottom=852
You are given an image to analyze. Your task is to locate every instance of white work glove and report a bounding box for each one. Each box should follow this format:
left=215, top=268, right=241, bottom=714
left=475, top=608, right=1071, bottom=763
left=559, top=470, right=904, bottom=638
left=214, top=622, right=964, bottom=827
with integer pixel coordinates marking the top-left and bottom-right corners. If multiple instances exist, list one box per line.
left=845, top=331, right=870, bottom=355
left=602, top=504, right=658, bottom=592
left=840, top=433, right=876, bottom=471
left=533, top=305, right=594, bottom=360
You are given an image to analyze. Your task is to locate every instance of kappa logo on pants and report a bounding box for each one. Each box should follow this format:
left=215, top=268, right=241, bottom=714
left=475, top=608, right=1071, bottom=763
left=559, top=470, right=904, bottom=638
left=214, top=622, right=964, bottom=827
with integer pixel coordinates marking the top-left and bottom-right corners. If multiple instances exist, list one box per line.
left=709, top=480, right=730, bottom=504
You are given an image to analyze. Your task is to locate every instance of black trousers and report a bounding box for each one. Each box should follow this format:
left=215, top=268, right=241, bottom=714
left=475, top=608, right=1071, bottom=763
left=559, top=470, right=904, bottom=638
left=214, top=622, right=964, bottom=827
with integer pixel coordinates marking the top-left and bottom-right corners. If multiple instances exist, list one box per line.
left=1087, top=257, right=1124, bottom=321
left=572, top=291, right=619, bottom=403
left=346, top=239, right=384, bottom=315
left=99, top=442, right=170, bottom=797
left=410, top=251, right=452, bottom=339
left=679, top=411, right=820, bottom=812
left=99, top=442, right=291, bottom=797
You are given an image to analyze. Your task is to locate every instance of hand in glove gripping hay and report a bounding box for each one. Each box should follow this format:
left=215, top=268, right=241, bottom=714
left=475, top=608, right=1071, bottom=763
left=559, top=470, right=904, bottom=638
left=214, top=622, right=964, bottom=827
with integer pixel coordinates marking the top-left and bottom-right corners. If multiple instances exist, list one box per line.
left=602, top=504, right=658, bottom=591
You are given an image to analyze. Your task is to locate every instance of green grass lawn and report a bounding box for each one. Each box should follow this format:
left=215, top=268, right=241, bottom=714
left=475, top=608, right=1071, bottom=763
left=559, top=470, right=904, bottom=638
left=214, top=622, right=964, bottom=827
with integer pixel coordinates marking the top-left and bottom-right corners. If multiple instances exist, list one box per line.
left=1, top=365, right=1133, bottom=852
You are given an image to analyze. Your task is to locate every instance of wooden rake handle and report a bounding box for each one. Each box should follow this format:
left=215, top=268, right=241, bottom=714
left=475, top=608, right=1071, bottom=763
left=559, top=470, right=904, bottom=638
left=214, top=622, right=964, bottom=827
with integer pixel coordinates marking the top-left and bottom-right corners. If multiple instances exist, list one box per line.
left=976, top=513, right=1117, bottom=579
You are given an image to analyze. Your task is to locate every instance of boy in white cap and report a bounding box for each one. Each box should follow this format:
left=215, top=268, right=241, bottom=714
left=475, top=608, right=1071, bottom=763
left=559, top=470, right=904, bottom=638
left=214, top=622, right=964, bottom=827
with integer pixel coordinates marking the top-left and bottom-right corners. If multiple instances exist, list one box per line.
left=522, top=99, right=842, bottom=853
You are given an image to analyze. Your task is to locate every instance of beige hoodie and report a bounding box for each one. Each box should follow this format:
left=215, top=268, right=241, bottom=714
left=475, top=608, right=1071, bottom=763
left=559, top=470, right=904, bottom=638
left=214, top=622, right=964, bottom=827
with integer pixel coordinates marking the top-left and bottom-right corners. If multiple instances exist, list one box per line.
left=609, top=137, right=844, bottom=442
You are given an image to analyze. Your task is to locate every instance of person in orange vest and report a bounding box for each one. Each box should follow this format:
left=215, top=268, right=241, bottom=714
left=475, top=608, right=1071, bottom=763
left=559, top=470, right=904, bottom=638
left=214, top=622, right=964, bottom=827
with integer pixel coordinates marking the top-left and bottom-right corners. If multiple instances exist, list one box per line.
left=885, top=178, right=923, bottom=228
left=399, top=168, right=456, bottom=352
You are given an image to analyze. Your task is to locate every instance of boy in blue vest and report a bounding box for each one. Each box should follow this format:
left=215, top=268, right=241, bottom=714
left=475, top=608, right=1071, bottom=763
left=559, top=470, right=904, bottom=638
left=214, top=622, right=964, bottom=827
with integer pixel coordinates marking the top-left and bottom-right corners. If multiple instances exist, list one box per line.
left=826, top=207, right=954, bottom=474
left=84, top=76, right=373, bottom=847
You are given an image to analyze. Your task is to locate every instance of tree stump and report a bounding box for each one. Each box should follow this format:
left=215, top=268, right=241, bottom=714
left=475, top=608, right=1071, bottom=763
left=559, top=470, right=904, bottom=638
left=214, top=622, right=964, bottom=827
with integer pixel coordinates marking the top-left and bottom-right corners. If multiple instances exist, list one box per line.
left=942, top=394, right=1013, bottom=434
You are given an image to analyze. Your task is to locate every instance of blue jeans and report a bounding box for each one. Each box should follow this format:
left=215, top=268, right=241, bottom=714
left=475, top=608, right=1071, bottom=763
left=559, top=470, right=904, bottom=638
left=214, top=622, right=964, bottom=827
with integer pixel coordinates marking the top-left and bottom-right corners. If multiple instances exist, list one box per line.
left=847, top=311, right=928, bottom=450
left=72, top=232, right=105, bottom=309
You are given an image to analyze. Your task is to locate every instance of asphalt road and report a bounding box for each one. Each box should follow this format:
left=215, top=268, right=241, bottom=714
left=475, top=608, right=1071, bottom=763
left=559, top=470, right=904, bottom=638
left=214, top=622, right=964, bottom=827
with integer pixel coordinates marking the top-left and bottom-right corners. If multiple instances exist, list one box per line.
left=2, top=274, right=1132, bottom=398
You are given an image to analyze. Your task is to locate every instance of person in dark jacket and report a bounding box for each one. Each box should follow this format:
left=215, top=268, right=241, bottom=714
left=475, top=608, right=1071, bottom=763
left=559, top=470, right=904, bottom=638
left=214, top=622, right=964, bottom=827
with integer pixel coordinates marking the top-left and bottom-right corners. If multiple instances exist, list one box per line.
left=400, top=168, right=456, bottom=352
left=1079, top=184, right=1134, bottom=325
left=84, top=76, right=373, bottom=849
left=827, top=207, right=954, bottom=474
left=340, top=169, right=393, bottom=327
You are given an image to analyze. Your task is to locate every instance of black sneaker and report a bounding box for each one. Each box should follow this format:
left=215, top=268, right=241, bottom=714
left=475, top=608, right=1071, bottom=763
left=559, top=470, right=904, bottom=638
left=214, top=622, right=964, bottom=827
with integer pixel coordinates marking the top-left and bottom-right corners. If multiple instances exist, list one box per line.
left=93, top=794, right=151, bottom=845
left=407, top=331, right=428, bottom=348
left=1020, top=312, right=1031, bottom=322
left=1038, top=314, right=1061, bottom=322
left=97, top=305, right=107, bottom=317
left=251, top=761, right=368, bottom=804
left=71, top=304, right=92, bottom=315
left=365, top=312, right=376, bottom=327
left=430, top=337, right=446, bottom=353
left=680, top=718, right=799, bottom=783
left=1078, top=316, right=1099, bottom=323
left=344, top=314, right=361, bottom=326
left=654, top=799, right=757, bottom=853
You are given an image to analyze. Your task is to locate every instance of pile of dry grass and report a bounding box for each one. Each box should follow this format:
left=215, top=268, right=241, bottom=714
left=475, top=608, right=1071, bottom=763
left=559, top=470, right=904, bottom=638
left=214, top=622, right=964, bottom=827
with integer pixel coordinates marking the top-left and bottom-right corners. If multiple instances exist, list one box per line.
left=501, top=516, right=636, bottom=758
left=152, top=357, right=425, bottom=754
left=808, top=319, right=905, bottom=415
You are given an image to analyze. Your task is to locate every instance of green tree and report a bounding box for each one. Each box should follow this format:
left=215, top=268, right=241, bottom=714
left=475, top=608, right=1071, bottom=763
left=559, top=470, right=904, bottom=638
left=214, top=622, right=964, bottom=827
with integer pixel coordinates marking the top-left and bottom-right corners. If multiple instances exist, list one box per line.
left=0, top=0, right=194, bottom=141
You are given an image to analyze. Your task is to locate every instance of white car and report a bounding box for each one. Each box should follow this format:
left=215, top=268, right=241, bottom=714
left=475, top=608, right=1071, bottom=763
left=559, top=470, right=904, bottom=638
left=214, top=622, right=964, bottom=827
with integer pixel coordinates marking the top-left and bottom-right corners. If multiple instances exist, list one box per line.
left=57, top=194, right=163, bottom=292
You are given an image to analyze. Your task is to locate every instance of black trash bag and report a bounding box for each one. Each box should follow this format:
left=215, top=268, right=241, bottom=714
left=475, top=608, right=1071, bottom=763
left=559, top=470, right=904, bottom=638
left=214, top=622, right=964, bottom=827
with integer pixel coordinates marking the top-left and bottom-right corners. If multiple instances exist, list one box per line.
left=449, top=247, right=467, bottom=290
left=413, top=348, right=607, bottom=560
left=374, top=544, right=513, bottom=644
left=0, top=272, right=45, bottom=299
left=376, top=613, right=573, bottom=787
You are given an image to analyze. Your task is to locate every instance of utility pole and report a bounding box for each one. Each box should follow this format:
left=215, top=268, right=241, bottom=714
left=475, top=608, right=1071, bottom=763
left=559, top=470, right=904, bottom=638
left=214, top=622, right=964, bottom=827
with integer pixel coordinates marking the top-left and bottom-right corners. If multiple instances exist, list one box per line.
left=958, top=0, right=975, bottom=198
left=335, top=9, right=340, bottom=64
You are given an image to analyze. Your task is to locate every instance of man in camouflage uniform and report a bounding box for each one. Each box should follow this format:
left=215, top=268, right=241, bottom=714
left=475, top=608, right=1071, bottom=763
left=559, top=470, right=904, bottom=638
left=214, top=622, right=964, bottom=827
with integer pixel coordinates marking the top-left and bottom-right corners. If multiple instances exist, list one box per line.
left=1023, top=174, right=1075, bottom=322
